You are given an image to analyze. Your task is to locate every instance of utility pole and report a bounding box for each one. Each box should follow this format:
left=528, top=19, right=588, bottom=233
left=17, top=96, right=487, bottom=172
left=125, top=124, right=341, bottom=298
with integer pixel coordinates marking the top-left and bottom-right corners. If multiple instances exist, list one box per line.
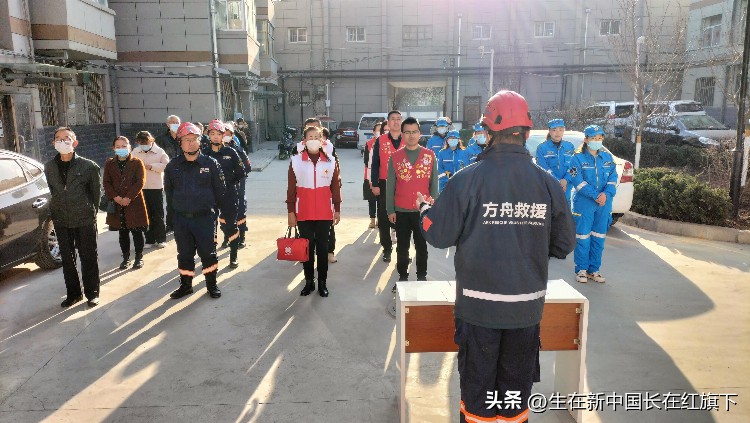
left=729, top=3, right=750, bottom=217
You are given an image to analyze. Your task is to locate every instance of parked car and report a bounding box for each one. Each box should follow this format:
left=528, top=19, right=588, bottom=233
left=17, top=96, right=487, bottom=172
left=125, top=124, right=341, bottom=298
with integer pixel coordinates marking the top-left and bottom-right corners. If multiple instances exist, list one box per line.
left=0, top=150, right=62, bottom=272
left=525, top=130, right=634, bottom=224
left=640, top=114, right=733, bottom=147
left=419, top=119, right=437, bottom=146
left=581, top=101, right=635, bottom=138
left=357, top=113, right=388, bottom=152
left=333, top=121, right=359, bottom=148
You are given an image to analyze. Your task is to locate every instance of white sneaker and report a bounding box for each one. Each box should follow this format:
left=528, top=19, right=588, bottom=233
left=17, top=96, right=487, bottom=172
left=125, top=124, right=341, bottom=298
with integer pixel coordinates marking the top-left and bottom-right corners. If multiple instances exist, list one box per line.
left=144, top=243, right=155, bottom=249
left=154, top=242, right=167, bottom=249
left=576, top=270, right=588, bottom=283
left=588, top=271, right=606, bottom=283
left=391, top=229, right=397, bottom=242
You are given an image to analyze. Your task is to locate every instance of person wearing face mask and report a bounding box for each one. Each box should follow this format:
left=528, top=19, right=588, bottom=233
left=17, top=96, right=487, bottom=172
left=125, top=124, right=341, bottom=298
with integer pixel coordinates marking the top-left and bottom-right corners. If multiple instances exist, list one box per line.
left=567, top=125, right=618, bottom=284
left=103, top=136, right=149, bottom=270
left=536, top=119, right=576, bottom=203
left=222, top=123, right=251, bottom=248
left=156, top=115, right=182, bottom=159
left=164, top=122, right=227, bottom=300
left=132, top=131, right=170, bottom=249
left=43, top=127, right=103, bottom=308
left=363, top=121, right=384, bottom=229
left=203, top=120, right=245, bottom=268
left=465, top=122, right=489, bottom=164
left=436, top=130, right=469, bottom=192
left=287, top=125, right=342, bottom=298
left=426, top=117, right=451, bottom=155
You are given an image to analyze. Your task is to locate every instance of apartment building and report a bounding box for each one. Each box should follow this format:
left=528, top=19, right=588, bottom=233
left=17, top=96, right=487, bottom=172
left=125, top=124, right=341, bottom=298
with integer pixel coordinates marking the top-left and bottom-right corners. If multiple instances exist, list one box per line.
left=682, top=0, right=747, bottom=126
left=270, top=0, right=688, bottom=130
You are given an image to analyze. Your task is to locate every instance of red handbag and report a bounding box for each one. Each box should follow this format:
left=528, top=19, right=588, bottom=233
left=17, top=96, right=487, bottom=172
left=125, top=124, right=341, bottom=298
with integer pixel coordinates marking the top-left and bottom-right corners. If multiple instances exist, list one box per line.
left=276, top=226, right=309, bottom=262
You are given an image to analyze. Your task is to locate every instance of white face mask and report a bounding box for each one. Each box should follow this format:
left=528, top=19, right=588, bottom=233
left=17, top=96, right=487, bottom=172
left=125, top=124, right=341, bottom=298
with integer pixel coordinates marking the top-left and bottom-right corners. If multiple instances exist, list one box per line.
left=373, top=131, right=380, bottom=138
left=169, top=123, right=180, bottom=133
left=305, top=139, right=322, bottom=153
left=55, top=140, right=74, bottom=155
left=222, top=135, right=232, bottom=145
left=140, top=144, right=152, bottom=152
left=437, top=127, right=448, bottom=135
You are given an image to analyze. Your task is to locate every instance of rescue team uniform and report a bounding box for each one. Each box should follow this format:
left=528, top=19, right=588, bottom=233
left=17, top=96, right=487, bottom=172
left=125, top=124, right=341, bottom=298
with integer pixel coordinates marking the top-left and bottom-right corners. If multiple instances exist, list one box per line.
left=370, top=132, right=403, bottom=259
left=386, top=146, right=439, bottom=281
left=464, top=138, right=486, bottom=165
left=287, top=150, right=342, bottom=296
left=229, top=135, right=251, bottom=244
left=425, top=133, right=446, bottom=155
left=202, top=144, right=245, bottom=265
left=437, top=146, right=470, bottom=192
left=419, top=143, right=575, bottom=423
left=567, top=148, right=618, bottom=275
left=535, top=138, right=576, bottom=202
left=164, top=153, right=226, bottom=297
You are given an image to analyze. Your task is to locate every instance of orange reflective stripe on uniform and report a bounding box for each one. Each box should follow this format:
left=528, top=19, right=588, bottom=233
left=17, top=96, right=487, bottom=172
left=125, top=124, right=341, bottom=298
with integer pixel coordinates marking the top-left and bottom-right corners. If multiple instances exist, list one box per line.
left=202, top=263, right=218, bottom=274
left=460, top=401, right=496, bottom=422
left=236, top=217, right=246, bottom=225
left=179, top=269, right=195, bottom=277
left=496, top=409, right=528, bottom=423
left=218, top=218, right=227, bottom=224
left=460, top=401, right=529, bottom=423
left=228, top=231, right=240, bottom=241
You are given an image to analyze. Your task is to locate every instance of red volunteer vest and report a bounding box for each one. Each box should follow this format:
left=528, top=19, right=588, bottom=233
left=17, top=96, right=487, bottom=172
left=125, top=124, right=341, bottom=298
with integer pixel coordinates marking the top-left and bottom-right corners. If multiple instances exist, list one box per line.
left=392, top=147, right=434, bottom=211
left=291, top=151, right=336, bottom=221
left=377, top=133, right=401, bottom=180
left=364, top=137, right=377, bottom=180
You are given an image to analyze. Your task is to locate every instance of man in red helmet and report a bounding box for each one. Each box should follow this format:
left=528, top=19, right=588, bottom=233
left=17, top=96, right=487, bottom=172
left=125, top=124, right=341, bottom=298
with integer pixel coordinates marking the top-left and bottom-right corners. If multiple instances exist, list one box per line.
left=416, top=90, right=576, bottom=423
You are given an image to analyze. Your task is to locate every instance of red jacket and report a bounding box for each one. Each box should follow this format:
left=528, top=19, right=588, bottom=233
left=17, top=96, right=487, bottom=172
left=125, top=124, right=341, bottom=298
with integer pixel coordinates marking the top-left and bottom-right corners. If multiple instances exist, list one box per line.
left=288, top=151, right=341, bottom=221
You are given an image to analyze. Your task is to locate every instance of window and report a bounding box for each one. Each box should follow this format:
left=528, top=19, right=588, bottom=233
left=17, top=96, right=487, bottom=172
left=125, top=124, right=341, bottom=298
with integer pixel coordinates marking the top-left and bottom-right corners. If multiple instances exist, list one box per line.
left=19, top=159, right=42, bottom=179
left=257, top=20, right=275, bottom=58
left=289, top=27, right=307, bottom=43
left=85, top=73, right=106, bottom=124
left=600, top=20, right=621, bottom=36
left=0, top=159, right=27, bottom=192
left=38, top=75, right=60, bottom=127
left=471, top=24, right=492, bottom=40
left=701, top=15, right=722, bottom=47
left=403, top=25, right=432, bottom=47
left=694, top=77, right=715, bottom=106
left=215, top=0, right=244, bottom=30
left=534, top=22, right=555, bottom=38
left=347, top=27, right=366, bottom=42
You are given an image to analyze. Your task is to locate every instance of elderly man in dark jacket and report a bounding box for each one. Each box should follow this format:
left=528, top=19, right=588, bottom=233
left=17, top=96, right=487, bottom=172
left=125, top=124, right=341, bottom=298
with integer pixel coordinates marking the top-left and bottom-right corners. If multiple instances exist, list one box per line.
left=43, top=127, right=102, bottom=308
left=156, top=114, right=181, bottom=158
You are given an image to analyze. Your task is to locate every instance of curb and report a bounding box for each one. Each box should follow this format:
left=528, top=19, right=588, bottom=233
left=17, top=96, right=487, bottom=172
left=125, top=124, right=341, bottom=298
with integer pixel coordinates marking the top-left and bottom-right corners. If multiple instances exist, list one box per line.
left=619, top=211, right=750, bottom=244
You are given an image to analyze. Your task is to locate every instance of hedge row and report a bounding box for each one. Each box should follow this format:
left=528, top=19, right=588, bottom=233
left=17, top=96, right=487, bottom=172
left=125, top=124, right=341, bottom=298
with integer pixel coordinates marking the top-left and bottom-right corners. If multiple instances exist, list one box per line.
left=604, top=138, right=704, bottom=169
left=632, top=168, right=731, bottom=226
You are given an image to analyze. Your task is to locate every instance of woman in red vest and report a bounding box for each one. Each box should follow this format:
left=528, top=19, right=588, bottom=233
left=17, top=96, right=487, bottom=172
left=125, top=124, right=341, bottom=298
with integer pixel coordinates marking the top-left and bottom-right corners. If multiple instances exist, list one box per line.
left=287, top=126, right=342, bottom=297
left=363, top=120, right=384, bottom=229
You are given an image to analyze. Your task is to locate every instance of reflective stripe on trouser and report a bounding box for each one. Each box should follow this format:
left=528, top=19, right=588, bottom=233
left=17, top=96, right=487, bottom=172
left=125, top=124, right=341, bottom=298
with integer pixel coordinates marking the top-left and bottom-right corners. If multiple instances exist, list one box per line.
left=573, top=198, right=613, bottom=273
left=219, top=186, right=240, bottom=242
left=455, top=319, right=539, bottom=423
left=174, top=213, right=219, bottom=277
left=237, top=178, right=248, bottom=231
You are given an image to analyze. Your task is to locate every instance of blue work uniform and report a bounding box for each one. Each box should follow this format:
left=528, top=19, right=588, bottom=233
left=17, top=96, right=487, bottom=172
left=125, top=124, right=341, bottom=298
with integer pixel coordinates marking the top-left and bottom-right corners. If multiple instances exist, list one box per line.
left=536, top=139, right=576, bottom=203
left=464, top=139, right=486, bottom=164
left=567, top=148, right=618, bottom=274
left=202, top=145, right=245, bottom=244
left=164, top=153, right=226, bottom=279
left=426, top=134, right=447, bottom=155
left=437, top=147, right=469, bottom=192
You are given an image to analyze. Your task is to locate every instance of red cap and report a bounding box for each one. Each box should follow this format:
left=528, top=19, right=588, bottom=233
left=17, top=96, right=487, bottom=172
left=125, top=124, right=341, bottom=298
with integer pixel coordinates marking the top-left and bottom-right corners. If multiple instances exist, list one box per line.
left=481, top=90, right=533, bottom=132
left=176, top=122, right=201, bottom=138
left=207, top=119, right=225, bottom=133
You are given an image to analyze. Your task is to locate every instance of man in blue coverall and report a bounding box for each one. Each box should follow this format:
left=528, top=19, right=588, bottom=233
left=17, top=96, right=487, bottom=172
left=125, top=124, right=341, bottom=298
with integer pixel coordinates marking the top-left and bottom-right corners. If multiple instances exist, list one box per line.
left=464, top=122, right=488, bottom=164
left=425, top=117, right=451, bottom=155
left=165, top=122, right=226, bottom=299
left=437, top=130, right=469, bottom=192
left=535, top=119, right=575, bottom=203
left=567, top=125, right=618, bottom=284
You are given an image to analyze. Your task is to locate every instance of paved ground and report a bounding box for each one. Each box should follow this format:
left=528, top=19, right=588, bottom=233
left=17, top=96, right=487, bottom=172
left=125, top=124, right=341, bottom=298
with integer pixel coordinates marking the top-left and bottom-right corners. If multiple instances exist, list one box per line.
left=0, top=147, right=748, bottom=422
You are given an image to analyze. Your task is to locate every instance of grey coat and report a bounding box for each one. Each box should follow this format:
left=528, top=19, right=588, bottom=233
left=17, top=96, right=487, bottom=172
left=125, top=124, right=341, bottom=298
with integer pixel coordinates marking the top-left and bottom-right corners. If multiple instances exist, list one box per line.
left=44, top=153, right=101, bottom=228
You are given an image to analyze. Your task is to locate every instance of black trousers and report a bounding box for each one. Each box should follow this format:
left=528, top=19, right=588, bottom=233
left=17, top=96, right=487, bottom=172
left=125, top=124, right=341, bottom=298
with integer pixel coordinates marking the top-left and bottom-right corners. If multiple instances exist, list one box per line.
left=368, top=198, right=377, bottom=219
left=174, top=212, right=218, bottom=277
left=395, top=211, right=428, bottom=278
left=328, top=224, right=336, bottom=254
left=56, top=224, right=100, bottom=300
left=119, top=229, right=145, bottom=258
left=376, top=179, right=394, bottom=252
left=455, top=319, right=540, bottom=423
left=143, top=189, right=166, bottom=244
left=298, top=220, right=332, bottom=282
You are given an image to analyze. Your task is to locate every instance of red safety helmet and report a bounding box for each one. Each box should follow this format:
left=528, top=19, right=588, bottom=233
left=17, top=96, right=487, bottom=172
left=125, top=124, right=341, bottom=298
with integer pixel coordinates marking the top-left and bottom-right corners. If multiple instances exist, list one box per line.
left=481, top=90, right=533, bottom=133
left=207, top=119, right=225, bottom=133
left=176, top=122, right=201, bottom=139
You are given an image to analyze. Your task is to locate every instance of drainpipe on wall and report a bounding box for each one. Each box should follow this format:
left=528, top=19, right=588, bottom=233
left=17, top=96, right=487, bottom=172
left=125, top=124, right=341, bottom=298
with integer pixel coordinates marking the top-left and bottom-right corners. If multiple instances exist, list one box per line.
left=109, top=67, right=121, bottom=135
left=22, top=0, right=34, bottom=59
left=208, top=0, right=223, bottom=118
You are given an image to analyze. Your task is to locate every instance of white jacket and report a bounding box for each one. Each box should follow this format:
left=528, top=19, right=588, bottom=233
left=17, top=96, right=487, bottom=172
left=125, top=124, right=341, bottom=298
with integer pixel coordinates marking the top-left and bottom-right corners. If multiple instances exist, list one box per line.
left=131, top=143, right=170, bottom=189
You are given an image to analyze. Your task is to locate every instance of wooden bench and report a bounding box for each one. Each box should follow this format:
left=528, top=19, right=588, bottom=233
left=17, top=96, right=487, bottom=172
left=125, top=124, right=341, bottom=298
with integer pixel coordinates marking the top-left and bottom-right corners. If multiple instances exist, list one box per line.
left=396, top=279, right=589, bottom=423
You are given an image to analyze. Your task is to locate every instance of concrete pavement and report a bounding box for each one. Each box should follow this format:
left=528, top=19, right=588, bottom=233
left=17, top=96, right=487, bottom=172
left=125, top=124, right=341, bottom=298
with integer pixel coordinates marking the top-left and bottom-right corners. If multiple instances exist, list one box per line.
left=0, top=147, right=748, bottom=422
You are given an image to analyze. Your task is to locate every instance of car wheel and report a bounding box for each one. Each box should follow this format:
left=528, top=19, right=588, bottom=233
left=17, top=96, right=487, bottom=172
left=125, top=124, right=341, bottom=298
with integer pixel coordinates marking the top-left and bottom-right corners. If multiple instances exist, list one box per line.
left=35, top=219, right=62, bottom=269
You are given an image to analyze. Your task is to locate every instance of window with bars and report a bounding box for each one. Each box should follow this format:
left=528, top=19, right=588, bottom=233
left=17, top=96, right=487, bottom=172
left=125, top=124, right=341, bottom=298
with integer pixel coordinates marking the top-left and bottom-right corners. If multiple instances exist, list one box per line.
left=38, top=76, right=59, bottom=127
left=347, top=27, right=366, bottom=42
left=220, top=78, right=236, bottom=122
left=85, top=73, right=106, bottom=124
left=471, top=24, right=491, bottom=40
left=600, top=20, right=621, bottom=36
left=403, top=25, right=432, bottom=47
left=534, top=22, right=555, bottom=38
left=694, top=77, right=715, bottom=107
left=289, top=27, right=307, bottom=43
left=701, top=15, right=722, bottom=47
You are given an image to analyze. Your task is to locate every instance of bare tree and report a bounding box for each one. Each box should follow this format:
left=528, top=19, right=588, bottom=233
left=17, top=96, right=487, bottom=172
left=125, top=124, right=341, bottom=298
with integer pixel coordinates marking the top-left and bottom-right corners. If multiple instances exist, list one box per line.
left=607, top=0, right=689, bottom=168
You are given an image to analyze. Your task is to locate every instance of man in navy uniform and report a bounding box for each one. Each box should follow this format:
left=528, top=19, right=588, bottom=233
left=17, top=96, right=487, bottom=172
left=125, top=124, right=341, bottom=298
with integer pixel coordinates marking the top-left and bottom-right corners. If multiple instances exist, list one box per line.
left=165, top=122, right=226, bottom=299
left=203, top=119, right=245, bottom=268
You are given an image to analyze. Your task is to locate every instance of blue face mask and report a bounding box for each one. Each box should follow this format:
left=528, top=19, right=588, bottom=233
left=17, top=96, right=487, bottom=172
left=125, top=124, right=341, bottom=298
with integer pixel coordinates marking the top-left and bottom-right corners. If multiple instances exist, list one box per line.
left=587, top=141, right=603, bottom=151
left=448, top=139, right=459, bottom=148
left=476, top=135, right=486, bottom=145
left=140, top=144, right=152, bottom=152
left=115, top=148, right=130, bottom=158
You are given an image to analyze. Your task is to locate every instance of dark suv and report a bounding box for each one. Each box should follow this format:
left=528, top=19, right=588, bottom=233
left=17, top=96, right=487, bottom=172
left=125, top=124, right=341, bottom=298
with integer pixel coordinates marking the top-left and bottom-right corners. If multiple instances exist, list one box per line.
left=0, top=150, right=62, bottom=272
left=333, top=121, right=359, bottom=148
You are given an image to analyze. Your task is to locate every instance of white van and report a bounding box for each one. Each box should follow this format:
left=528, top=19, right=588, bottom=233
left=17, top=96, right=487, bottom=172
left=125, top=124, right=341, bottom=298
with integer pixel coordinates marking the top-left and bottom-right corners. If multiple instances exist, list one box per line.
left=357, top=113, right=388, bottom=151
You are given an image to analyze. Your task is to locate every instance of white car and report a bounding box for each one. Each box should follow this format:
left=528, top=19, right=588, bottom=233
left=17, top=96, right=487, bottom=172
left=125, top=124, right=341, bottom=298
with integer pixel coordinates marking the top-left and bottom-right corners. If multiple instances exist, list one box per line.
left=525, top=130, right=634, bottom=223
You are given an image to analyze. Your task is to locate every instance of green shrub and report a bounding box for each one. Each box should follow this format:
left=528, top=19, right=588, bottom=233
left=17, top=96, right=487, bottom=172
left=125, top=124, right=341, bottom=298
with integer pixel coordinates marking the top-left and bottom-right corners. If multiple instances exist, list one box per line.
left=632, top=168, right=731, bottom=226
left=459, top=129, right=474, bottom=143
left=603, top=138, right=704, bottom=169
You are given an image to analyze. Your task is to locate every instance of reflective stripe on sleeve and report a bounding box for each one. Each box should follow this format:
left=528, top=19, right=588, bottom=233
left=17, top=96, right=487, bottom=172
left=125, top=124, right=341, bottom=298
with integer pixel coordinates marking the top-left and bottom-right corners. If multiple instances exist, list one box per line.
left=607, top=181, right=616, bottom=185
left=462, top=288, right=546, bottom=303
left=576, top=181, right=588, bottom=190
